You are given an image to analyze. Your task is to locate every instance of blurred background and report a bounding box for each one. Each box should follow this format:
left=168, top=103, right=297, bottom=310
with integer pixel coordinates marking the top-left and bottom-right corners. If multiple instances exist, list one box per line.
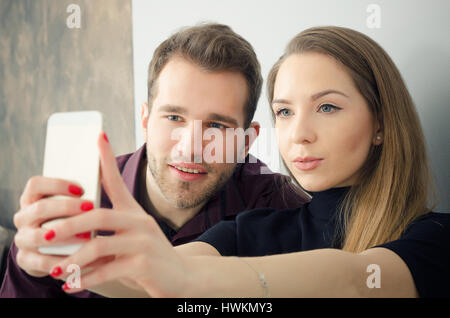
left=1, top=0, right=449, bottom=279
left=0, top=0, right=135, bottom=277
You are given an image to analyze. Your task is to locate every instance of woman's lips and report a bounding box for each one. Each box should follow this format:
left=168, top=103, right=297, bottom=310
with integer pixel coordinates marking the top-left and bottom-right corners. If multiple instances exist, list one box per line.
left=292, top=157, right=323, bottom=171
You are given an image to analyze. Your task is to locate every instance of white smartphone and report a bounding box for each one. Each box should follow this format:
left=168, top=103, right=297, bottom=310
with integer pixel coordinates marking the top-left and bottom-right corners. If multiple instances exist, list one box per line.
left=38, top=111, right=102, bottom=255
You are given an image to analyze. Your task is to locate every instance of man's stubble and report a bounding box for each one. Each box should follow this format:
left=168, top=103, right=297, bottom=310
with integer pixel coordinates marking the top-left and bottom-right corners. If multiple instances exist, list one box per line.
left=145, top=145, right=237, bottom=209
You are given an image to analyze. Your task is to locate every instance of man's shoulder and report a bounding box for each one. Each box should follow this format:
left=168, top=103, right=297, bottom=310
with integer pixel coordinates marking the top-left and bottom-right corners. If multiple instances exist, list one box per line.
left=232, top=155, right=310, bottom=207
left=234, top=154, right=281, bottom=179
left=114, top=145, right=146, bottom=174
left=233, top=154, right=297, bottom=190
left=115, top=152, right=134, bottom=172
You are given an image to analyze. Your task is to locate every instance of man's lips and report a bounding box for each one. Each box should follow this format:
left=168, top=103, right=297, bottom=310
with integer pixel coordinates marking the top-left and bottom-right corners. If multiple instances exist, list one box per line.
left=168, top=163, right=207, bottom=182
left=168, top=162, right=208, bottom=175
left=292, top=157, right=323, bottom=171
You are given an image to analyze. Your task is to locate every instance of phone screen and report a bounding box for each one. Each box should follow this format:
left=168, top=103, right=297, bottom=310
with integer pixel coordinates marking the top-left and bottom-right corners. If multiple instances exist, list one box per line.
left=38, top=111, right=102, bottom=255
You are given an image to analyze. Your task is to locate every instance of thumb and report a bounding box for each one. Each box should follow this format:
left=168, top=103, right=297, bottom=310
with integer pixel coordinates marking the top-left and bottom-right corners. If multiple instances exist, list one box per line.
left=98, top=132, right=137, bottom=209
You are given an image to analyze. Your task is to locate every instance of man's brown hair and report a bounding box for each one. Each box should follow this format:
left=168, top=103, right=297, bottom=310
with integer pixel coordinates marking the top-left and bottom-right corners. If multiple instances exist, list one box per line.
left=147, top=23, right=262, bottom=128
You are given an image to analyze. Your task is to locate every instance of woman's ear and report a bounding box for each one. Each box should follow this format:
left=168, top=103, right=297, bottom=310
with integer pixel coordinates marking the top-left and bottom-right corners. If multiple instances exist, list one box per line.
left=141, top=102, right=150, bottom=140
left=374, top=133, right=383, bottom=145
left=373, top=119, right=383, bottom=145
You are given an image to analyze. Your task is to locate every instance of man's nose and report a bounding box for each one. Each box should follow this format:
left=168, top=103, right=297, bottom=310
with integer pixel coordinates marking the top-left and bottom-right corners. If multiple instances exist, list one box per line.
left=172, top=120, right=204, bottom=163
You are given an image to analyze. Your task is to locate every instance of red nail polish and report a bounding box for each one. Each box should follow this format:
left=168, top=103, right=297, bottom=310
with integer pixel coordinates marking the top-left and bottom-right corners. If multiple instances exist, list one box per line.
left=68, top=185, right=83, bottom=196
left=50, top=266, right=63, bottom=277
left=80, top=201, right=94, bottom=212
left=62, top=282, right=71, bottom=291
left=44, top=229, right=55, bottom=241
left=102, top=132, right=109, bottom=143
left=75, top=232, right=91, bottom=239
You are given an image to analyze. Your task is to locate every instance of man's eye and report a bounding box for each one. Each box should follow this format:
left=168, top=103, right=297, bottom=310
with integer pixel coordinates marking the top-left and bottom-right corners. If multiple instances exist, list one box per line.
left=318, top=104, right=341, bottom=113
left=167, top=115, right=182, bottom=121
left=275, top=108, right=292, bottom=117
left=209, top=122, right=226, bottom=129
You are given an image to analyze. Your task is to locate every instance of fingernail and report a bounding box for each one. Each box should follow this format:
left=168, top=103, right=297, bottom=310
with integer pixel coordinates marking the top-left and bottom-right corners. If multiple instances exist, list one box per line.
left=50, top=266, right=63, bottom=277
left=102, top=132, right=109, bottom=143
left=44, top=229, right=55, bottom=241
left=80, top=201, right=94, bottom=212
left=62, top=282, right=71, bottom=291
left=75, top=232, right=91, bottom=239
left=68, top=185, right=83, bottom=196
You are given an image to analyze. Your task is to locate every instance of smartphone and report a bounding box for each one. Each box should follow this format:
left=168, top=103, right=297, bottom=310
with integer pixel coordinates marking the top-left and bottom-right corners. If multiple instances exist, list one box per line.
left=38, top=111, right=102, bottom=255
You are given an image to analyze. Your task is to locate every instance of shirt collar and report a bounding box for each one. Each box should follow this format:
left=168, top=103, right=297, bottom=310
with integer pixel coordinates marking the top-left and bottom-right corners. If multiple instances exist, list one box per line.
left=121, top=144, right=147, bottom=199
left=307, top=186, right=351, bottom=221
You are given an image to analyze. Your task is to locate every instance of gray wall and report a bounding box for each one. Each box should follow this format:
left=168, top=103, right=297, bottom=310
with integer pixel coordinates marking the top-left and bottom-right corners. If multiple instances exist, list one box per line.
left=0, top=0, right=135, bottom=229
left=132, top=0, right=450, bottom=213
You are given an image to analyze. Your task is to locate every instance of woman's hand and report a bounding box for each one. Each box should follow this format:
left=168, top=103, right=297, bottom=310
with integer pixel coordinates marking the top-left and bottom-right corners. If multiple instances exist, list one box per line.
left=13, top=176, right=89, bottom=278
left=45, top=133, right=194, bottom=297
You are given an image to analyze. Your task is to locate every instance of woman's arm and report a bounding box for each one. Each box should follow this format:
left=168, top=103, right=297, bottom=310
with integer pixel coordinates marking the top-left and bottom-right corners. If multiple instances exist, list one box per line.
left=86, top=242, right=221, bottom=297
left=175, top=242, right=222, bottom=256
left=182, top=247, right=418, bottom=297
left=49, top=133, right=418, bottom=298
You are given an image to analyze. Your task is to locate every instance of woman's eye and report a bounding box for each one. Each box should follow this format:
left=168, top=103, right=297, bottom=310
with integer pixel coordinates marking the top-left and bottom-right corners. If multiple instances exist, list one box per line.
left=167, top=115, right=182, bottom=121
left=318, top=104, right=341, bottom=113
left=276, top=108, right=292, bottom=117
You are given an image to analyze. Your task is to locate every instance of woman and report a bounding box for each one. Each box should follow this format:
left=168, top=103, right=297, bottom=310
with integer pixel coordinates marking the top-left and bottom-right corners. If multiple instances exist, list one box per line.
left=53, top=26, right=450, bottom=297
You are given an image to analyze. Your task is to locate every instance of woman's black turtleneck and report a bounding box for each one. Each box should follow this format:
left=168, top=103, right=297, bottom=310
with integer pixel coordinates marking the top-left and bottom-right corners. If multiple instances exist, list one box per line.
left=195, top=186, right=450, bottom=297
left=195, top=186, right=351, bottom=257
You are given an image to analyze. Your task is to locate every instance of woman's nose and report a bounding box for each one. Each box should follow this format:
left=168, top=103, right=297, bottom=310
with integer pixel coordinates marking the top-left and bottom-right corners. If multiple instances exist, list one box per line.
left=289, top=113, right=317, bottom=145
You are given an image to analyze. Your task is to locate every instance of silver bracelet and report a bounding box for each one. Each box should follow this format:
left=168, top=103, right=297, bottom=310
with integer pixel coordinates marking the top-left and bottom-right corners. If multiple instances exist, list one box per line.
left=241, top=258, right=270, bottom=297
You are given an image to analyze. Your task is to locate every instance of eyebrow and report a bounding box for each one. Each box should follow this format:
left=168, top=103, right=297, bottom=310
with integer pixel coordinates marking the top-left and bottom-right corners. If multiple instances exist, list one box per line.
left=158, top=104, right=187, bottom=115
left=271, top=98, right=292, bottom=106
left=206, top=113, right=239, bottom=127
left=311, top=89, right=349, bottom=101
left=272, top=89, right=349, bottom=106
left=158, top=104, right=239, bottom=127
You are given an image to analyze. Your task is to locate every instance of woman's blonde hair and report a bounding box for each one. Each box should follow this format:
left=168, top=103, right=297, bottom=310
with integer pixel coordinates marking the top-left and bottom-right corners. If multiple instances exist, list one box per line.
left=267, top=26, right=436, bottom=253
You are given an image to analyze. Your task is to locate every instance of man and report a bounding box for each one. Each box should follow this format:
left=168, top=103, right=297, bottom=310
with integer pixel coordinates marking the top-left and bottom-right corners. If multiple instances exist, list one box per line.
left=0, top=23, right=308, bottom=297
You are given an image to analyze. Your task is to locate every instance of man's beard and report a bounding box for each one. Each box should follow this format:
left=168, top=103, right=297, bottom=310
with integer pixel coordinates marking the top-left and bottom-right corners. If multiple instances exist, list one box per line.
left=146, top=149, right=236, bottom=209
